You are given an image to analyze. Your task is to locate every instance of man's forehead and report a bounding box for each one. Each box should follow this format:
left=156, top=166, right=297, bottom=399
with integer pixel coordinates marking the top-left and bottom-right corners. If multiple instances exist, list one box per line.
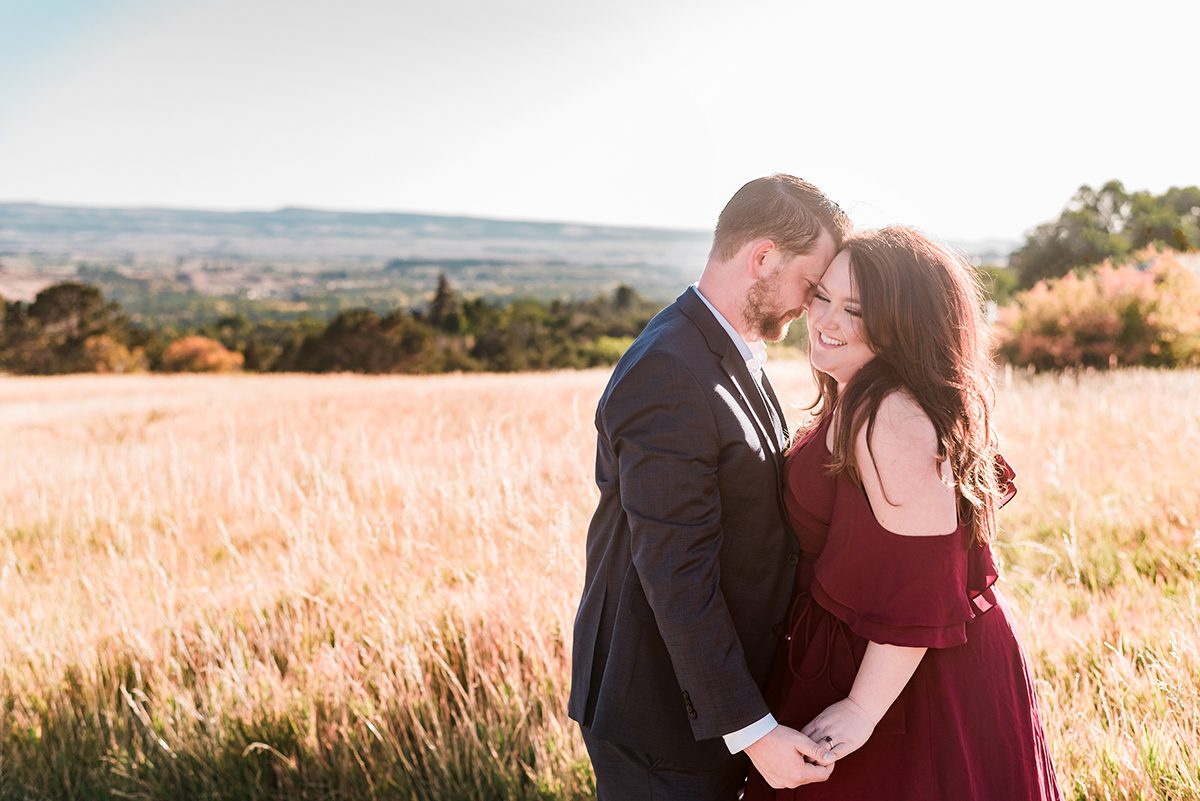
left=816, top=229, right=839, bottom=261
left=801, top=238, right=837, bottom=272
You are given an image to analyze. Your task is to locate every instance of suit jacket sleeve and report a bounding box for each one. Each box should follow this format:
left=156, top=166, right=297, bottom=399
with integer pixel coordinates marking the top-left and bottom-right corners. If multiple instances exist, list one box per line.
left=602, top=350, right=770, bottom=740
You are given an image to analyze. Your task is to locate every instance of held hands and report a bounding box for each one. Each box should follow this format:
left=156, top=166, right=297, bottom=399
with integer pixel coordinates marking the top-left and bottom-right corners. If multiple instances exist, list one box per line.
left=744, top=724, right=837, bottom=789
left=800, top=696, right=879, bottom=761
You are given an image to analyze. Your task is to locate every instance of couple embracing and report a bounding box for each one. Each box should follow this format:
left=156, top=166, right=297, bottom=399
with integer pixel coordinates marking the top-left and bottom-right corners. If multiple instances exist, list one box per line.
left=568, top=175, right=1063, bottom=800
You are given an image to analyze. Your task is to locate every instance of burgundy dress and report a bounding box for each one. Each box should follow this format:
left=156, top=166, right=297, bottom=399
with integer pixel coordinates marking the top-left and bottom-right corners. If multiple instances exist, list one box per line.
left=743, top=417, right=1062, bottom=800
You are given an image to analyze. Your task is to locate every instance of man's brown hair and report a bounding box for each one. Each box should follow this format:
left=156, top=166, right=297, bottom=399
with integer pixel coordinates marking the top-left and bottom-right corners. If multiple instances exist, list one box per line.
left=710, top=174, right=851, bottom=261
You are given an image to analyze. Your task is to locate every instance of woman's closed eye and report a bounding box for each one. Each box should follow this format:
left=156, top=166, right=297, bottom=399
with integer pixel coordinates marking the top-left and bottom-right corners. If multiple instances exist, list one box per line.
left=813, top=290, right=860, bottom=318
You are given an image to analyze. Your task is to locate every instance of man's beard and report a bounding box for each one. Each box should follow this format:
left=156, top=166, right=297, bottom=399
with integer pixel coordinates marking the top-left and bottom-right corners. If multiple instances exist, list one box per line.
left=743, top=269, right=801, bottom=342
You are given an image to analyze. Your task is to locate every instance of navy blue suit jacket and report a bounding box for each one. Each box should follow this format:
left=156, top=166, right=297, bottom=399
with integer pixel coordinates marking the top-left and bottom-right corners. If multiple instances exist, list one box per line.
left=568, top=286, right=800, bottom=768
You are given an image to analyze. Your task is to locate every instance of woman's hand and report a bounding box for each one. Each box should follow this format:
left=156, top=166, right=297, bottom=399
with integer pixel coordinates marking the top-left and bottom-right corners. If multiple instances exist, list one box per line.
left=800, top=697, right=878, bottom=760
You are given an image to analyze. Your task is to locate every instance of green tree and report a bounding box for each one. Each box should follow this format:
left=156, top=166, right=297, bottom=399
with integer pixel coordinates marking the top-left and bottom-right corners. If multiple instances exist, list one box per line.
left=1, top=281, right=145, bottom=374
left=1127, top=186, right=1200, bottom=251
left=470, top=301, right=562, bottom=371
left=1010, top=181, right=1132, bottom=288
left=614, top=284, right=639, bottom=311
left=978, top=265, right=1018, bottom=305
left=427, top=273, right=464, bottom=334
left=293, top=308, right=435, bottom=373
left=29, top=282, right=108, bottom=339
left=1011, top=181, right=1200, bottom=288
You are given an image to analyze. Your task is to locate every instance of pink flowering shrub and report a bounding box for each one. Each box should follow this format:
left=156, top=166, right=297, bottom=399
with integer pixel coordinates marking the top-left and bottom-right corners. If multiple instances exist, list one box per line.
left=996, top=248, right=1200, bottom=370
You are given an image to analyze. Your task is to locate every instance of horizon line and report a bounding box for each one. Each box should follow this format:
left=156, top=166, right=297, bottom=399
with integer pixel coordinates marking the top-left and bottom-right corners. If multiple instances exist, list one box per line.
left=0, top=198, right=1024, bottom=245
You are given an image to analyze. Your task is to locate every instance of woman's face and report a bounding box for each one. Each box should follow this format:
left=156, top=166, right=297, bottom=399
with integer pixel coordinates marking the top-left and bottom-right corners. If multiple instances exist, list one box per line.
left=806, top=250, right=874, bottom=385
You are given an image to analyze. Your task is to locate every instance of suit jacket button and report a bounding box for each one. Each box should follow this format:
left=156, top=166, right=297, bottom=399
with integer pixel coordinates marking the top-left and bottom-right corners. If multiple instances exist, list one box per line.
left=682, top=691, right=697, bottom=718
left=787, top=552, right=800, bottom=566
left=772, top=623, right=785, bottom=637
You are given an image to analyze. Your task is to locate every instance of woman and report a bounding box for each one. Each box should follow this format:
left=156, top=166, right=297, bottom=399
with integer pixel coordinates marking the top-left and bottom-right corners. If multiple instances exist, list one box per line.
left=743, top=227, right=1062, bottom=800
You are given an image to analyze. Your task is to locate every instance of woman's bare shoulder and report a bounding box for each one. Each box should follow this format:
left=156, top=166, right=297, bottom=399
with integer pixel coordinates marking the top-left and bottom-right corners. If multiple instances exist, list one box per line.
left=854, top=390, right=957, bottom=536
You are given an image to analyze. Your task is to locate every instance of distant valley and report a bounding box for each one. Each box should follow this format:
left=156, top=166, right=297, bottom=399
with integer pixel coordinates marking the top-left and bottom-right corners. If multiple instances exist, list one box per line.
left=0, top=203, right=1016, bottom=324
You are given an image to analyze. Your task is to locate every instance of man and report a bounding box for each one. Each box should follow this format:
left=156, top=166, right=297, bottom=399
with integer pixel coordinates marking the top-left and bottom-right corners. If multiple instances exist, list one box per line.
left=568, top=174, right=852, bottom=799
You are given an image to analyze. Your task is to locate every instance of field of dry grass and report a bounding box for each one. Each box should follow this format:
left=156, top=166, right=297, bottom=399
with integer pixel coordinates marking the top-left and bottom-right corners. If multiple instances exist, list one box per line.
left=1, top=364, right=1198, bottom=799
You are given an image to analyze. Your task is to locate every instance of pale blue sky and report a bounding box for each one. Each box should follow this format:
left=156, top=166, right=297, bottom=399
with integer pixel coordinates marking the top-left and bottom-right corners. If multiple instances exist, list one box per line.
left=1, top=0, right=1196, bottom=241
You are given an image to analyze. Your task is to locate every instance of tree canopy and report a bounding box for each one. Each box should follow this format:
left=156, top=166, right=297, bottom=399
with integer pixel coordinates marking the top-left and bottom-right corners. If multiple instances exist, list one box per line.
left=0, top=278, right=661, bottom=375
left=1010, top=181, right=1200, bottom=287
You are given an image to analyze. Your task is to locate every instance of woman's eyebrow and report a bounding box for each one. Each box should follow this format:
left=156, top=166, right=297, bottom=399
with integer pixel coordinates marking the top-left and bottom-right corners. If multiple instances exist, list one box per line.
left=814, top=282, right=862, bottom=305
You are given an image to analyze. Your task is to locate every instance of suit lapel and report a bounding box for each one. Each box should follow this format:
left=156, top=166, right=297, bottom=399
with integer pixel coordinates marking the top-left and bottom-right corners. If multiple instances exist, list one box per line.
left=676, top=287, right=792, bottom=531
left=718, top=351, right=785, bottom=458
left=715, top=350, right=792, bottom=521
left=759, top=370, right=789, bottom=446
left=677, top=288, right=785, bottom=458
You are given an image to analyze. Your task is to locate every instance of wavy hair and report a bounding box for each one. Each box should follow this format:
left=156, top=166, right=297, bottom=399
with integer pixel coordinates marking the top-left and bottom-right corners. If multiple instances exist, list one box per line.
left=811, top=226, right=1003, bottom=545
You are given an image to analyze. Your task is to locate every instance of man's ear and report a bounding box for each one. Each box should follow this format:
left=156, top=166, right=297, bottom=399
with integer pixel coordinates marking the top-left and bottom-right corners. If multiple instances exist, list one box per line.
left=746, top=239, right=776, bottom=281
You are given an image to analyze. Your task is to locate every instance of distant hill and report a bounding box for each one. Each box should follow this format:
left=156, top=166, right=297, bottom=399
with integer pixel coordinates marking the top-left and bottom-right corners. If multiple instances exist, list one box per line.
left=0, top=203, right=1016, bottom=318
left=0, top=202, right=708, bottom=270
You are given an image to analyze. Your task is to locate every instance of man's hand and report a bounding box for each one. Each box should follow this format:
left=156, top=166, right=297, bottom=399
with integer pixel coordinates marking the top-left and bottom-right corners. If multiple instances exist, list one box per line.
left=800, top=697, right=877, bottom=761
left=744, top=724, right=836, bottom=789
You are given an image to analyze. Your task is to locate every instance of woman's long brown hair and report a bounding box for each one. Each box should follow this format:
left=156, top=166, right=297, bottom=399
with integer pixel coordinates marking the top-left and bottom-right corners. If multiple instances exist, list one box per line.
left=812, top=226, right=1003, bottom=546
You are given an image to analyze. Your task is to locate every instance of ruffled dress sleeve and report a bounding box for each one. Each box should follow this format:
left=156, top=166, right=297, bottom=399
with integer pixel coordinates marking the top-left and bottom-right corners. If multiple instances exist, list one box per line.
left=810, top=455, right=1017, bottom=649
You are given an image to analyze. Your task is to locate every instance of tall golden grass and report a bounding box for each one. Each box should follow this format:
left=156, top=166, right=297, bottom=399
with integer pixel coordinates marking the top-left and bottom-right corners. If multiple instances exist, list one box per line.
left=0, top=364, right=1198, bottom=799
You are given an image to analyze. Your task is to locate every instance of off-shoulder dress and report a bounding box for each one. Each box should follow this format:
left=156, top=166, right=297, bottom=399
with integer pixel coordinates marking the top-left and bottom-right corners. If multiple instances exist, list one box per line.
left=743, top=415, right=1062, bottom=800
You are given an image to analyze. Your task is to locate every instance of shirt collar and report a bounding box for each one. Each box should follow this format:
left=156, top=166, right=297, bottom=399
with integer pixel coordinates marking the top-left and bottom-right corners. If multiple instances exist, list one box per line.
left=692, top=284, right=768, bottom=376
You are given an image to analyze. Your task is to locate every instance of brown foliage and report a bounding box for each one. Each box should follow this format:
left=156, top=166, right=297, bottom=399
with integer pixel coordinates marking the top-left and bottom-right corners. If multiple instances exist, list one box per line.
left=161, top=335, right=244, bottom=373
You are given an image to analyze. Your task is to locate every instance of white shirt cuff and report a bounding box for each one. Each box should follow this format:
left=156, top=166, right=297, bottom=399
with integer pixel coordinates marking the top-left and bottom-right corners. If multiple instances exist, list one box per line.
left=722, top=713, right=778, bottom=754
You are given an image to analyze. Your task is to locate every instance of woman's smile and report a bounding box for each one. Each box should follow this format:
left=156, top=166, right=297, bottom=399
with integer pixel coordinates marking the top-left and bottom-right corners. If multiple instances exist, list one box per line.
left=816, top=331, right=847, bottom=347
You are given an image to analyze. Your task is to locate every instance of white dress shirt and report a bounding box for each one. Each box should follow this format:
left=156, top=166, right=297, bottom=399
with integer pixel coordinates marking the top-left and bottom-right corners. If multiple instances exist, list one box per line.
left=692, top=284, right=768, bottom=378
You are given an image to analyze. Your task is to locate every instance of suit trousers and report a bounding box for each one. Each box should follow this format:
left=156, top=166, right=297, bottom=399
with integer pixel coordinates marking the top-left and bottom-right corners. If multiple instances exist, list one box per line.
left=581, top=725, right=748, bottom=801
